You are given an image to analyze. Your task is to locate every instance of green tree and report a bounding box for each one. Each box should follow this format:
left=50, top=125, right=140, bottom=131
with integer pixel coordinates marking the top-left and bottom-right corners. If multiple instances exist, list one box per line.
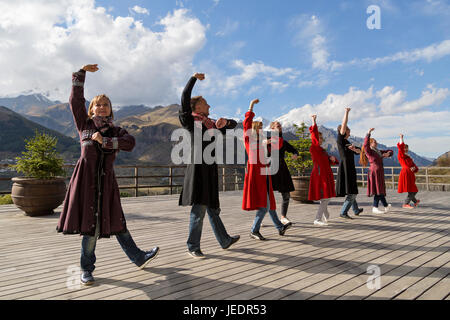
left=11, top=131, right=65, bottom=179
left=285, top=122, right=313, bottom=176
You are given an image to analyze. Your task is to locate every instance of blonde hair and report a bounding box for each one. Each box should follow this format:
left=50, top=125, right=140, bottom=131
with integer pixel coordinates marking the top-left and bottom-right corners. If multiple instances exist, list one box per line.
left=88, top=94, right=114, bottom=119
left=359, top=138, right=375, bottom=167
left=252, top=121, right=263, bottom=136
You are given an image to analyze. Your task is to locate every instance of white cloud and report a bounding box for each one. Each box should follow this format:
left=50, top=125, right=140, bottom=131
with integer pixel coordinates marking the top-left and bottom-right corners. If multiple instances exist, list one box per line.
left=291, top=14, right=341, bottom=72
left=274, top=84, right=450, bottom=156
left=130, top=5, right=149, bottom=15
left=203, top=60, right=300, bottom=96
left=347, top=39, right=450, bottom=68
left=0, top=0, right=206, bottom=106
left=215, top=19, right=239, bottom=37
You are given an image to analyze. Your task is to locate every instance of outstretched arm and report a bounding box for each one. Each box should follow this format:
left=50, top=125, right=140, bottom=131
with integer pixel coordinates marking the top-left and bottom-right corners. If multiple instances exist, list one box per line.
left=70, top=64, right=98, bottom=132
left=340, top=107, right=351, bottom=135
left=309, top=115, right=320, bottom=146
left=179, top=73, right=204, bottom=131
left=243, top=99, right=259, bottom=132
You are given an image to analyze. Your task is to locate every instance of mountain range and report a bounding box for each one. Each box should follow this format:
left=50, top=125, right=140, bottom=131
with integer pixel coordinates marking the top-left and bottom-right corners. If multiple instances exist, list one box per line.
left=0, top=94, right=441, bottom=167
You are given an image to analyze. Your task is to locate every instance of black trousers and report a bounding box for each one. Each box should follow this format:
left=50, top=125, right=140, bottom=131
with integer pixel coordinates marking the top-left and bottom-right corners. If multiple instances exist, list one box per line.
left=281, top=192, right=290, bottom=217
left=405, top=192, right=418, bottom=205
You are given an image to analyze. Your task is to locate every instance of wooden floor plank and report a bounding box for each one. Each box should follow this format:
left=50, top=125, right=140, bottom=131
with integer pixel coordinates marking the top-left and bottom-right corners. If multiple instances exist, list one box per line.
left=0, top=189, right=448, bottom=300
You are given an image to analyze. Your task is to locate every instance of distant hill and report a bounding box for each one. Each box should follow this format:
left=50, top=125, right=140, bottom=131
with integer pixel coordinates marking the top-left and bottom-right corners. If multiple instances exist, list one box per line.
left=0, top=106, right=79, bottom=162
left=433, top=151, right=450, bottom=167
left=1, top=94, right=436, bottom=167
left=0, top=94, right=58, bottom=115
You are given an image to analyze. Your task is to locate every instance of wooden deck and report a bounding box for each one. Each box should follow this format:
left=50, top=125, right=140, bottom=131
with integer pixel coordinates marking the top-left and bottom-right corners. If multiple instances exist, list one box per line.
left=0, top=188, right=449, bottom=300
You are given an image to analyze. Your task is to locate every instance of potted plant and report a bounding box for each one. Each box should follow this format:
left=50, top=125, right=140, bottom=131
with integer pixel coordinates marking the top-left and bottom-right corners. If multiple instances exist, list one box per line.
left=10, top=131, right=66, bottom=216
left=285, top=122, right=313, bottom=203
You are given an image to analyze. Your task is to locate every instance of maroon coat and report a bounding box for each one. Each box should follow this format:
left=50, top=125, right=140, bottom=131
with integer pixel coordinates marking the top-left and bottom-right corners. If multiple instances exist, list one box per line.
left=364, top=134, right=393, bottom=197
left=57, top=70, right=135, bottom=238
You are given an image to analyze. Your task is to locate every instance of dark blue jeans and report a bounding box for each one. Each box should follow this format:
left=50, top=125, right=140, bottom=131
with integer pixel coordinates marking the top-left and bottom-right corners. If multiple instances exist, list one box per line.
left=251, top=193, right=284, bottom=233
left=81, top=218, right=146, bottom=272
left=187, top=204, right=232, bottom=252
left=373, top=195, right=388, bottom=208
left=340, top=194, right=361, bottom=215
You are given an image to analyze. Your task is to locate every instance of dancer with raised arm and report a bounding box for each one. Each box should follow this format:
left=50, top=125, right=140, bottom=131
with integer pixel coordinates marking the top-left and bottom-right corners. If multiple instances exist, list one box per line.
left=243, top=100, right=292, bottom=241
left=269, top=121, right=299, bottom=225
left=336, top=108, right=363, bottom=219
left=360, top=128, right=394, bottom=214
left=309, top=115, right=339, bottom=226
left=179, top=73, right=240, bottom=259
left=57, top=64, right=159, bottom=286
left=398, top=134, right=420, bottom=208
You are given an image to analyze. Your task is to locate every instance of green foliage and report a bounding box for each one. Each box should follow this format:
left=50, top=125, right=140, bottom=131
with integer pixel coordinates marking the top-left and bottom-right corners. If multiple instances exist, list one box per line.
left=0, top=194, right=13, bottom=205
left=285, top=123, right=313, bottom=176
left=11, top=131, right=65, bottom=179
left=120, top=192, right=131, bottom=198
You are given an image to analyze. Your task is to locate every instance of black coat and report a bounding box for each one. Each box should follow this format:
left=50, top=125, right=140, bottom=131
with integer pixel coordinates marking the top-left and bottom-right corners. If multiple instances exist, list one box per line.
left=178, top=77, right=237, bottom=209
left=335, top=132, right=360, bottom=196
left=271, top=137, right=299, bottom=193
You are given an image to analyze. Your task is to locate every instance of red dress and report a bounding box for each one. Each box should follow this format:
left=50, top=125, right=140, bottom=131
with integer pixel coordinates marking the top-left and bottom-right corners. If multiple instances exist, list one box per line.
left=308, top=124, right=338, bottom=201
left=242, top=111, right=277, bottom=211
left=397, top=142, right=419, bottom=193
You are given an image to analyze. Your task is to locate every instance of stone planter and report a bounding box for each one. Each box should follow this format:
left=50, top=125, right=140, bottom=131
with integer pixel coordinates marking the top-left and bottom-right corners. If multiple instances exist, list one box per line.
left=290, top=176, right=314, bottom=204
left=11, top=177, right=66, bottom=216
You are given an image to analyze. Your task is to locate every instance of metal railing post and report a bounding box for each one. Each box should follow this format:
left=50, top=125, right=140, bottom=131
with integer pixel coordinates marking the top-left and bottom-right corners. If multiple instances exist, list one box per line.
left=169, top=167, right=173, bottom=195
left=134, top=167, right=139, bottom=197
left=391, top=167, right=395, bottom=190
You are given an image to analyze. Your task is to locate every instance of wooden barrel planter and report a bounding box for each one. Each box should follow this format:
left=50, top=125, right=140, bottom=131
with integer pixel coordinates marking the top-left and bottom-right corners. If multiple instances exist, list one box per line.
left=291, top=176, right=313, bottom=203
left=11, top=177, right=66, bottom=216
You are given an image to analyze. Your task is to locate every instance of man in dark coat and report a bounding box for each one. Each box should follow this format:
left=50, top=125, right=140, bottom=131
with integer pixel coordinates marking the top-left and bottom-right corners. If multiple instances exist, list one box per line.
left=179, top=73, right=240, bottom=259
left=336, top=108, right=364, bottom=219
left=268, top=121, right=299, bottom=224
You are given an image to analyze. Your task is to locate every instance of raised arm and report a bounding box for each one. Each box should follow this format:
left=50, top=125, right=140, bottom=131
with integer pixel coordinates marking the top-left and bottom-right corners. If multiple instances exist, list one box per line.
left=309, top=115, right=320, bottom=146
left=243, top=99, right=259, bottom=132
left=363, top=128, right=377, bottom=157
left=397, top=134, right=407, bottom=160
left=70, top=64, right=98, bottom=132
left=340, top=107, right=351, bottom=135
left=179, top=73, right=204, bottom=131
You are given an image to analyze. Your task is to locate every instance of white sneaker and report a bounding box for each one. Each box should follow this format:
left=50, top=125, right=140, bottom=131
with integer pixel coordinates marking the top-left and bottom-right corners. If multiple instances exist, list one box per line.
left=281, top=217, right=291, bottom=225
left=314, top=220, right=326, bottom=226
left=322, top=216, right=328, bottom=225
left=372, top=207, right=384, bottom=214
left=384, top=204, right=392, bottom=213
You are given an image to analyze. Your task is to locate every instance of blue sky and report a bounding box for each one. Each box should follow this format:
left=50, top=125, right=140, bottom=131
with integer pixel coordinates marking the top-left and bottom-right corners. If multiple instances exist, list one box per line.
left=0, top=0, right=449, bottom=156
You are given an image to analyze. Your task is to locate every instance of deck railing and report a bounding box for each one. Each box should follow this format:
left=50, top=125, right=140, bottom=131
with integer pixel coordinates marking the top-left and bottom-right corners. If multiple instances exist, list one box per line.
left=1, top=164, right=449, bottom=196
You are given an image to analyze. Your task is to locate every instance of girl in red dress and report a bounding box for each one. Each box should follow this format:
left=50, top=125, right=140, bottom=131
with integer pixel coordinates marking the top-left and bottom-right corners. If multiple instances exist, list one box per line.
left=242, top=99, right=292, bottom=240
left=397, top=134, right=420, bottom=208
left=308, top=115, right=339, bottom=226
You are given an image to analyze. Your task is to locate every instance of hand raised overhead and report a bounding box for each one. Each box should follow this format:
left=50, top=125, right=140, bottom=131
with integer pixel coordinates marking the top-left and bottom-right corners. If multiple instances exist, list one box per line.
left=193, top=73, right=205, bottom=80
left=82, top=64, right=99, bottom=72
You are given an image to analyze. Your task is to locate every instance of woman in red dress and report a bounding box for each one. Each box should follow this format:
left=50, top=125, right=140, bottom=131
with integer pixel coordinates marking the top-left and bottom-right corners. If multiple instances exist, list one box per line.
left=397, top=134, right=419, bottom=208
left=308, top=115, right=339, bottom=226
left=242, top=99, right=292, bottom=240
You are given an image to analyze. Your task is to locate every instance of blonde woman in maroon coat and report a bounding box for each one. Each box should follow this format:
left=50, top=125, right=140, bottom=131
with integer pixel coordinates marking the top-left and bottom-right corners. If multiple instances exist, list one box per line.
left=57, top=64, right=159, bottom=286
left=360, top=128, right=394, bottom=214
